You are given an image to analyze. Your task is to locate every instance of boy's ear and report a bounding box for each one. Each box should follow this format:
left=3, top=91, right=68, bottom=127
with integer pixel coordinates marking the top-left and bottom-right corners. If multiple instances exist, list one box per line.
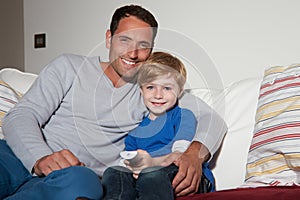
left=140, top=87, right=144, bottom=95
left=105, top=30, right=112, bottom=49
left=178, top=89, right=184, bottom=98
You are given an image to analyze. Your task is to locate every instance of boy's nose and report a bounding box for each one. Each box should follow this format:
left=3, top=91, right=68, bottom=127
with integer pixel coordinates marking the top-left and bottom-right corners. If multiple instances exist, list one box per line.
left=154, top=88, right=163, bottom=99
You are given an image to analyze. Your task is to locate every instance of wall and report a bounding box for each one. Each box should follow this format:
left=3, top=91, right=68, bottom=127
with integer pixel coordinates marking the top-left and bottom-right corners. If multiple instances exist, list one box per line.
left=23, top=0, right=300, bottom=88
left=0, top=0, right=24, bottom=71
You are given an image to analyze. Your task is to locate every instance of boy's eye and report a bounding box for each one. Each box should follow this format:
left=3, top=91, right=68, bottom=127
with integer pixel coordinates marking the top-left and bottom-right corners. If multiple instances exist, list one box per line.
left=164, top=87, right=172, bottom=91
left=146, top=86, right=154, bottom=90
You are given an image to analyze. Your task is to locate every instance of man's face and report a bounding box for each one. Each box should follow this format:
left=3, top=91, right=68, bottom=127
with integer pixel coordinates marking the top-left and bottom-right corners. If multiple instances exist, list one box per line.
left=106, top=16, right=154, bottom=82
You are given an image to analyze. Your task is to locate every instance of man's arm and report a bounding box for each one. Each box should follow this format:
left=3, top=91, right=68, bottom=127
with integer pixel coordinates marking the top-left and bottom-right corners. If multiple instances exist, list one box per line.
left=179, top=91, right=227, bottom=156
left=172, top=141, right=210, bottom=196
left=174, top=91, right=227, bottom=196
left=2, top=54, right=79, bottom=173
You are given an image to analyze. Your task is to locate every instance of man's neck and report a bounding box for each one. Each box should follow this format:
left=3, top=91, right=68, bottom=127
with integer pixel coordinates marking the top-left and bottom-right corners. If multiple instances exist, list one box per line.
left=100, top=62, right=127, bottom=88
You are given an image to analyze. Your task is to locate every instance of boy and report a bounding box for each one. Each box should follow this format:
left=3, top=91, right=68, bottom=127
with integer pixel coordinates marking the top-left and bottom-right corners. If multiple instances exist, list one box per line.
left=102, top=52, right=214, bottom=199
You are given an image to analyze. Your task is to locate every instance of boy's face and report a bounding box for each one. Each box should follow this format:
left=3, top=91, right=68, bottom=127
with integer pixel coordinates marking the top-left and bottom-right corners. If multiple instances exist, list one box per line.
left=106, top=16, right=154, bottom=82
left=140, top=75, right=182, bottom=119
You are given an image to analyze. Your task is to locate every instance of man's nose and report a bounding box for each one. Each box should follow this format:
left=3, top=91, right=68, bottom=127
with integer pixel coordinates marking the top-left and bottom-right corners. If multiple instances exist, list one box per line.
left=127, top=44, right=139, bottom=59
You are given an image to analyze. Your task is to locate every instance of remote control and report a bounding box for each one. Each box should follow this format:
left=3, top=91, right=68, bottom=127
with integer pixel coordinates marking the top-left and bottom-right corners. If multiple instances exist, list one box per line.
left=120, top=151, right=142, bottom=167
left=120, top=151, right=138, bottom=159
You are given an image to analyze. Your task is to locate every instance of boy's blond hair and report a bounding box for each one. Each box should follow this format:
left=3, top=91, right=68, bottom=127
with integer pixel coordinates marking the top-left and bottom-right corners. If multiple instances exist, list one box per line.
left=137, top=52, right=187, bottom=90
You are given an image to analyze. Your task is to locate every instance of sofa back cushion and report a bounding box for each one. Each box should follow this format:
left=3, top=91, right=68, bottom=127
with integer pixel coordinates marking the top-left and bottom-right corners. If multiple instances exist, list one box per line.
left=190, top=77, right=262, bottom=190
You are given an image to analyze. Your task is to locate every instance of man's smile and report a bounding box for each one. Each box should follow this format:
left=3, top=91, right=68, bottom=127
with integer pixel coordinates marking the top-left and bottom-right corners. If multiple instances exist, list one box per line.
left=121, top=58, right=138, bottom=67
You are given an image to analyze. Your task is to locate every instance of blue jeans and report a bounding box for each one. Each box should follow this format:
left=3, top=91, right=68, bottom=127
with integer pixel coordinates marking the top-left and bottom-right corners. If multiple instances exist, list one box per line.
left=0, top=140, right=103, bottom=200
left=102, top=163, right=214, bottom=200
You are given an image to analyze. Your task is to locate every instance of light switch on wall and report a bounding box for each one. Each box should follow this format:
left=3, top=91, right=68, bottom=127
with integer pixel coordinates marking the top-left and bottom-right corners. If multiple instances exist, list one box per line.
left=34, top=33, right=46, bottom=48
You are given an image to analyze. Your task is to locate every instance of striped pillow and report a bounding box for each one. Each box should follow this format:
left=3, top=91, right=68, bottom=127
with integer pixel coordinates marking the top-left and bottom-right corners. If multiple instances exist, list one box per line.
left=245, top=64, right=300, bottom=187
left=0, top=80, right=22, bottom=139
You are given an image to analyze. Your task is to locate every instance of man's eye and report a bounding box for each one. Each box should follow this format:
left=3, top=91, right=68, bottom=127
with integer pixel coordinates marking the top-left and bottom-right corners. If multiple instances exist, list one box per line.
left=119, top=37, right=130, bottom=43
left=120, top=38, right=129, bottom=43
left=139, top=42, right=151, bottom=49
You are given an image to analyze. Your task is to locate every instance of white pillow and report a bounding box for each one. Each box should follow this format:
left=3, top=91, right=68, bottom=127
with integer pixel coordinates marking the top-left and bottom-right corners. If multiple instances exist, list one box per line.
left=0, top=68, right=37, bottom=94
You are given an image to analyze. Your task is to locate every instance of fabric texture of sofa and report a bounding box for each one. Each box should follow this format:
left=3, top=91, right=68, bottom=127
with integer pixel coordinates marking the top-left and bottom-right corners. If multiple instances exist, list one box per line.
left=1, top=67, right=300, bottom=199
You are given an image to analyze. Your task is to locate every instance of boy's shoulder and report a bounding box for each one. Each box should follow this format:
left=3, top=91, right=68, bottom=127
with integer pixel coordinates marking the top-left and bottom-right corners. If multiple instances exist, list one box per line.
left=169, top=105, right=194, bottom=117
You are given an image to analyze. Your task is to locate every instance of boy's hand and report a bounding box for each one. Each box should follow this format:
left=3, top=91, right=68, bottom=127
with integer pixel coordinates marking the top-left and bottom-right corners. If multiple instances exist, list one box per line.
left=124, top=149, right=153, bottom=177
left=160, top=151, right=182, bottom=167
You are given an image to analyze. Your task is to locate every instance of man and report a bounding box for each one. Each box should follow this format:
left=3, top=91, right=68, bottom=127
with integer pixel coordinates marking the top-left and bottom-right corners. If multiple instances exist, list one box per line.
left=1, top=4, right=227, bottom=199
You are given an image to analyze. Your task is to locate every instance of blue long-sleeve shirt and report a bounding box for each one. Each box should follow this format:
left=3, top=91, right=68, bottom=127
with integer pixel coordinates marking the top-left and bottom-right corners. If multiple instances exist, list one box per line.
left=125, top=105, right=196, bottom=157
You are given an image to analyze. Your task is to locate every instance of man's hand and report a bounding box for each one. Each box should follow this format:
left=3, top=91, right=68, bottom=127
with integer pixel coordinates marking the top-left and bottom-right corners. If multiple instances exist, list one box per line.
left=33, top=149, right=85, bottom=176
left=172, top=141, right=210, bottom=197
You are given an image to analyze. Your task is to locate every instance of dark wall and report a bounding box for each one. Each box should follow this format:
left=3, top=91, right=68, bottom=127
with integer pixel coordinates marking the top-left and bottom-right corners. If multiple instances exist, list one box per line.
left=0, top=0, right=24, bottom=71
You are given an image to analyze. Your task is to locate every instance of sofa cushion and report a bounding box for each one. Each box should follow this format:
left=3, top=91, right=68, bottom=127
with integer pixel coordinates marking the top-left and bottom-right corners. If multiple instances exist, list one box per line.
left=176, top=186, right=300, bottom=200
left=245, top=64, right=300, bottom=186
left=0, top=80, right=22, bottom=139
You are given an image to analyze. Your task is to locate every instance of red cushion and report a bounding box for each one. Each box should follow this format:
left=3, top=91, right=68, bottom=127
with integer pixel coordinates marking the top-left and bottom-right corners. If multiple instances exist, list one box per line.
left=177, top=186, right=300, bottom=200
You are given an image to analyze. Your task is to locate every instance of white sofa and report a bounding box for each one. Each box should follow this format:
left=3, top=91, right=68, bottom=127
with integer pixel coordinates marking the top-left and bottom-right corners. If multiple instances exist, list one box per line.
left=0, top=67, right=262, bottom=191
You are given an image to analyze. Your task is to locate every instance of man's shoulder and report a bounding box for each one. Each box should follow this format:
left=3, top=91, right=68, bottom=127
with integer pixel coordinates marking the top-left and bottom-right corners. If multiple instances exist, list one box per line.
left=47, top=53, right=99, bottom=73
left=56, top=53, right=96, bottom=63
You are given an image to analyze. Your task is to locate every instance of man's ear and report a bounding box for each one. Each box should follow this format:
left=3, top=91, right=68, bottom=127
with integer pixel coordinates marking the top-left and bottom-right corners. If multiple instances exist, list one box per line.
left=105, top=30, right=112, bottom=49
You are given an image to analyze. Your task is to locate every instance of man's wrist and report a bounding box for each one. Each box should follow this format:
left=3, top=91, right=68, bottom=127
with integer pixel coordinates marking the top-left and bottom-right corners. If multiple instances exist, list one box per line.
left=186, top=141, right=210, bottom=162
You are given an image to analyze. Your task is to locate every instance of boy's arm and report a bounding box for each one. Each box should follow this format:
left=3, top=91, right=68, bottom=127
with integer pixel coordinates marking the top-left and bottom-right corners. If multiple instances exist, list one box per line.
left=171, top=108, right=197, bottom=152
left=127, top=109, right=198, bottom=170
left=124, top=150, right=182, bottom=174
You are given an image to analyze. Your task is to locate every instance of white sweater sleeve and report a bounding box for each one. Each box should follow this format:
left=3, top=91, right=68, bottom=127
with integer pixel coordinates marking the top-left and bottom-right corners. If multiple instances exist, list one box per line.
left=2, top=54, right=77, bottom=171
left=172, top=140, right=191, bottom=153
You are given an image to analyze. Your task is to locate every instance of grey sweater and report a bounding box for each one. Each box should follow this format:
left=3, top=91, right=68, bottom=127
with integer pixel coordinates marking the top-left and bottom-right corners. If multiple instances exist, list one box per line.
left=3, top=54, right=227, bottom=176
